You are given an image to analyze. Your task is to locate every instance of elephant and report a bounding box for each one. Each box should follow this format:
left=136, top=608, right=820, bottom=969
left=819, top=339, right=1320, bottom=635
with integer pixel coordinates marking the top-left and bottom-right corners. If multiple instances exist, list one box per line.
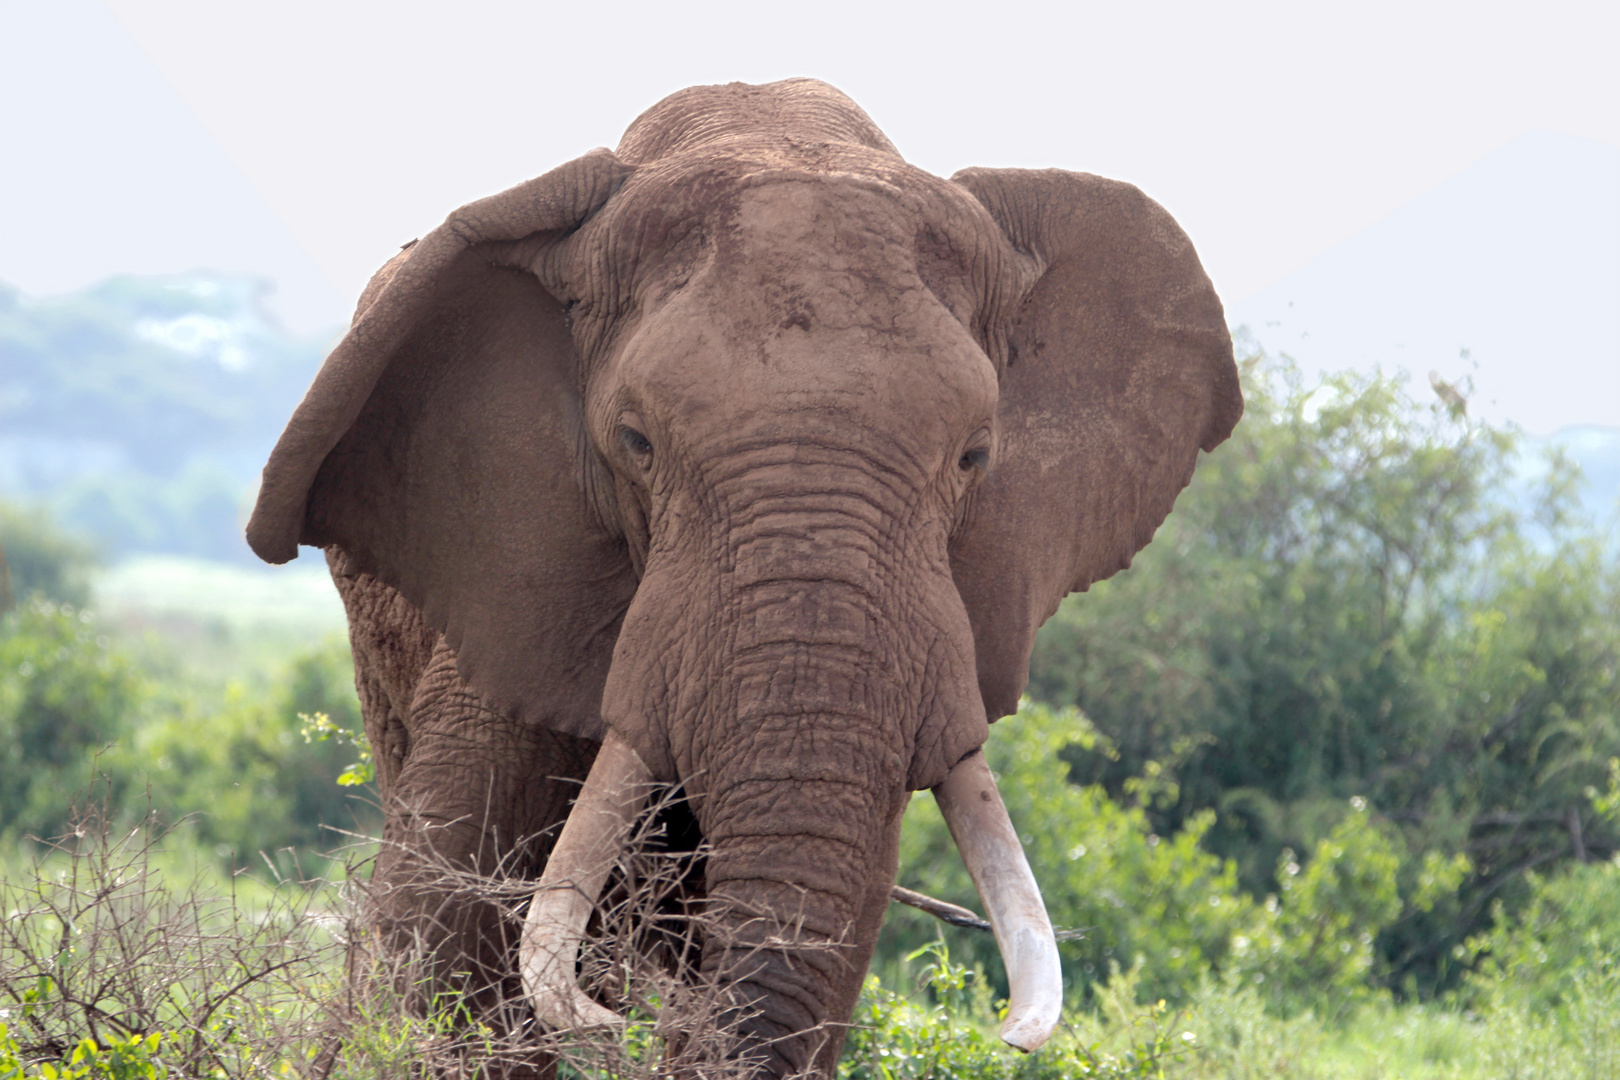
left=247, top=78, right=1241, bottom=1077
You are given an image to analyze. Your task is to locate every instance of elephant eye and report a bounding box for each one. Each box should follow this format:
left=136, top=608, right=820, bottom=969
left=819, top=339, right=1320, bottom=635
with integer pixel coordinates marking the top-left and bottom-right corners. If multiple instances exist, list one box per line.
left=620, top=426, right=653, bottom=459
left=959, top=447, right=989, bottom=472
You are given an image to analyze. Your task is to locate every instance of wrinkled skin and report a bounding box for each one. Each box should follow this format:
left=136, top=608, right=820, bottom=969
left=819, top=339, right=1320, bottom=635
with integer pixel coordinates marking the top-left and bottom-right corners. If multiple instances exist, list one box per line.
left=249, top=79, right=1242, bottom=1077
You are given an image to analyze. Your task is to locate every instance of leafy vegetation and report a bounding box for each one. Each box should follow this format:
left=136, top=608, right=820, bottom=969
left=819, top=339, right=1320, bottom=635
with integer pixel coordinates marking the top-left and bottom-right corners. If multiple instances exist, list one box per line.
left=1025, top=355, right=1619, bottom=996
left=0, top=601, right=142, bottom=842
left=0, top=501, right=100, bottom=608
left=0, top=591, right=372, bottom=861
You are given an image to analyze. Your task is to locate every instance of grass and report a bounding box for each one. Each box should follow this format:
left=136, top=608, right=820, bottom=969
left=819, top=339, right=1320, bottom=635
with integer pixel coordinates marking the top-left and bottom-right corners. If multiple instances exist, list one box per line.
left=4, top=804, right=1618, bottom=1079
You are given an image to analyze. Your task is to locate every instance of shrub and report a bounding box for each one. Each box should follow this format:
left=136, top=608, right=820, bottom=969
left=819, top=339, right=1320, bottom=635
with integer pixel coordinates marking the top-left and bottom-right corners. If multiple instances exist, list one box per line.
left=840, top=940, right=1194, bottom=1080
left=882, top=701, right=1471, bottom=1018
left=1463, top=857, right=1620, bottom=1012
left=127, top=635, right=374, bottom=870
left=0, top=802, right=334, bottom=1079
left=882, top=702, right=1259, bottom=1007
left=1026, top=354, right=1620, bottom=994
left=0, top=600, right=142, bottom=843
left=0, top=502, right=98, bottom=608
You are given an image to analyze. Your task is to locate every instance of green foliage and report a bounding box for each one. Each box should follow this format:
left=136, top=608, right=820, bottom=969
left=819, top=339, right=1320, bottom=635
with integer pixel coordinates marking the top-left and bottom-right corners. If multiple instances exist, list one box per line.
left=1271, top=808, right=1402, bottom=994
left=883, top=703, right=1449, bottom=1013
left=841, top=940, right=1193, bottom=1080
left=0, top=600, right=143, bottom=842
left=1452, top=862, right=1620, bottom=1079
left=1463, top=857, right=1620, bottom=1013
left=0, top=503, right=98, bottom=608
left=1027, top=354, right=1620, bottom=994
left=1590, top=757, right=1620, bottom=821
left=885, top=702, right=1257, bottom=1006
left=0, top=808, right=337, bottom=1080
left=1223, top=801, right=1463, bottom=1014
left=0, top=1025, right=173, bottom=1080
left=0, top=587, right=369, bottom=864
left=299, top=711, right=373, bottom=787
left=129, top=635, right=373, bottom=867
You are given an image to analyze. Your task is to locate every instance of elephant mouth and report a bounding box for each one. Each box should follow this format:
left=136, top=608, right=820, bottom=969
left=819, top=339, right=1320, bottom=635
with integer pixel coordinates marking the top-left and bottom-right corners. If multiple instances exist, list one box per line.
left=517, top=729, right=1062, bottom=1053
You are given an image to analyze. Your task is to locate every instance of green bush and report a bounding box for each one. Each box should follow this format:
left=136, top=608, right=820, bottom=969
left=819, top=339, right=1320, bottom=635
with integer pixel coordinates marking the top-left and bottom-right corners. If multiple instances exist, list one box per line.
left=1455, top=859, right=1620, bottom=1079
left=0, top=502, right=98, bottom=608
left=1464, top=857, right=1620, bottom=1012
left=0, top=595, right=370, bottom=866
left=883, top=702, right=1459, bottom=1013
left=0, top=1025, right=174, bottom=1080
left=1225, top=801, right=1467, bottom=1015
left=0, top=808, right=337, bottom=1080
left=0, top=600, right=143, bottom=842
left=884, top=702, right=1258, bottom=1006
left=1026, top=355, right=1620, bottom=994
left=841, top=940, right=1193, bottom=1080
left=129, top=634, right=373, bottom=868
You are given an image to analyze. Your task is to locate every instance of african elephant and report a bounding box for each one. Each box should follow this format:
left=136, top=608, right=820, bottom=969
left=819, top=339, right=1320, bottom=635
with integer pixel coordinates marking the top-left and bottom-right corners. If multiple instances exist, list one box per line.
left=247, top=79, right=1241, bottom=1077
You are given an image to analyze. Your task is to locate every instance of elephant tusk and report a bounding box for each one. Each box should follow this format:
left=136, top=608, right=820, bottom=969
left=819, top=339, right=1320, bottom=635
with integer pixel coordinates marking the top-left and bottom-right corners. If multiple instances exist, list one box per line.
left=520, top=729, right=654, bottom=1030
left=932, top=749, right=1063, bottom=1052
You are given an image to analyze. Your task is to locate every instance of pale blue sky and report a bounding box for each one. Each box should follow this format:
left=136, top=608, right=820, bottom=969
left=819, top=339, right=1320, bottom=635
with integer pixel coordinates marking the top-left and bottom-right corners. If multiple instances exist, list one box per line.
left=1229, top=130, right=1619, bottom=434
left=2, top=0, right=1616, bottom=432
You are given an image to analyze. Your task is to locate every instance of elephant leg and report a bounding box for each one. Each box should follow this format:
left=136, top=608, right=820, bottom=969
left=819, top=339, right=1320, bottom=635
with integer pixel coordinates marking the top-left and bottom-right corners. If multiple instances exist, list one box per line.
left=328, top=548, right=438, bottom=801
left=371, top=639, right=597, bottom=1006
left=329, top=550, right=598, bottom=1072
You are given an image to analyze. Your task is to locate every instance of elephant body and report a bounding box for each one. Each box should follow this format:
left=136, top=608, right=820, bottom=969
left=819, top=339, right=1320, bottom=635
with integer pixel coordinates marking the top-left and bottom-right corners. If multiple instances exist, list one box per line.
left=251, top=80, right=1241, bottom=1076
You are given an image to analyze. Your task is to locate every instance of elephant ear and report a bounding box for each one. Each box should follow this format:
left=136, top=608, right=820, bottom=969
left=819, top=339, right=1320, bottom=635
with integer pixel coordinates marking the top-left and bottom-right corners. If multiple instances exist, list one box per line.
left=247, top=149, right=639, bottom=742
left=948, top=168, right=1243, bottom=721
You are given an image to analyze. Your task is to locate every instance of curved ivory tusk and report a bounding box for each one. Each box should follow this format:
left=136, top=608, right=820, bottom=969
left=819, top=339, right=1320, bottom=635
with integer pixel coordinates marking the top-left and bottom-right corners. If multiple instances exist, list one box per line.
left=520, top=729, right=654, bottom=1030
left=932, top=750, right=1062, bottom=1052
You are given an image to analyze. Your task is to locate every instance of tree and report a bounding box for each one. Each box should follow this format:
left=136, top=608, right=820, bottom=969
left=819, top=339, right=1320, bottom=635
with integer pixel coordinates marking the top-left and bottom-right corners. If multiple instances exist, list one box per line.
left=0, top=501, right=97, bottom=607
left=127, top=634, right=374, bottom=867
left=0, top=600, right=142, bottom=842
left=1025, top=351, right=1620, bottom=994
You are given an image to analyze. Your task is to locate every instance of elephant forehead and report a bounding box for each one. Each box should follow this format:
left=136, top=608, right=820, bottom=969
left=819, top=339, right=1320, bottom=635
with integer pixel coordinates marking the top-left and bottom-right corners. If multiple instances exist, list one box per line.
left=617, top=255, right=998, bottom=452
left=566, top=144, right=1024, bottom=341
left=727, top=172, right=918, bottom=254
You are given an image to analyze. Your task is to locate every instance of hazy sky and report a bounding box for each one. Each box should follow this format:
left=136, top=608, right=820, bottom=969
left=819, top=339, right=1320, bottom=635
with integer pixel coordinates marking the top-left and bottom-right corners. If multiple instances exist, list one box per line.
left=2, top=0, right=1616, bottom=431
left=1229, top=130, right=1619, bottom=434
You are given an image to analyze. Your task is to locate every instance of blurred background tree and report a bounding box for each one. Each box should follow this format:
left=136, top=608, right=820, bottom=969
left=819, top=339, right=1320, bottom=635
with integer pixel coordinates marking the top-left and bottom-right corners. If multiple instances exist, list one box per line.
left=0, top=497, right=372, bottom=859
left=0, top=500, right=99, bottom=607
left=1021, top=354, right=1619, bottom=996
left=0, top=599, right=142, bottom=842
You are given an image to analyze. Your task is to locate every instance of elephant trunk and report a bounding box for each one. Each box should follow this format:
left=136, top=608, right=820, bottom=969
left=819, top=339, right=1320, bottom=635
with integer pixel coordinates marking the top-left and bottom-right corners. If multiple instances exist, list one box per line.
left=673, top=536, right=925, bottom=1073
left=595, top=472, right=1006, bottom=1074
left=696, top=757, right=906, bottom=1075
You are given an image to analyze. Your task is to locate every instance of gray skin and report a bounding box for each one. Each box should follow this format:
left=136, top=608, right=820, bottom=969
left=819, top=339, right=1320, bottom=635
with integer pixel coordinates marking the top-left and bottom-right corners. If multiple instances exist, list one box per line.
left=248, top=79, right=1242, bottom=1077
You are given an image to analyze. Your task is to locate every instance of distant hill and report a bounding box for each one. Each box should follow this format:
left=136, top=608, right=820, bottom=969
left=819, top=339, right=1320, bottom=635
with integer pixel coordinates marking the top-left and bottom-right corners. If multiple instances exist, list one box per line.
left=1, top=275, right=336, bottom=562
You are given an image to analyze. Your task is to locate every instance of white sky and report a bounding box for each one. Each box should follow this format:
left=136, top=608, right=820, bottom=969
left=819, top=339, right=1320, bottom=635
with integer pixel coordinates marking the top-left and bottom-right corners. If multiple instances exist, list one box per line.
left=1229, top=130, right=1619, bottom=434
left=2, top=0, right=1616, bottom=431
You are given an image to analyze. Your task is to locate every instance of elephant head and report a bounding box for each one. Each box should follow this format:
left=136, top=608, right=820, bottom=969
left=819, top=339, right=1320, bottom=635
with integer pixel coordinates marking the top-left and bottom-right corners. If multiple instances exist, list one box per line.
left=247, top=79, right=1240, bottom=1076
